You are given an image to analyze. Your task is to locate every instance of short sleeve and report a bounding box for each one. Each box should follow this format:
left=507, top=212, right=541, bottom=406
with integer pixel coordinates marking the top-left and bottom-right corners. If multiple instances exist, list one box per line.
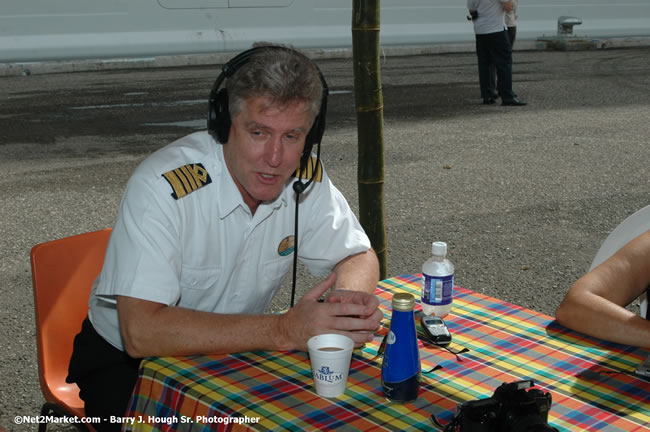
left=297, top=169, right=371, bottom=276
left=94, top=170, right=183, bottom=306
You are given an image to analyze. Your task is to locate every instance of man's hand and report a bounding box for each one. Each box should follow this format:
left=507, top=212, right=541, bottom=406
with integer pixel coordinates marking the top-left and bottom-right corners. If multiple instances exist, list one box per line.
left=276, top=273, right=383, bottom=351
left=326, top=289, right=383, bottom=319
left=503, top=1, right=513, bottom=12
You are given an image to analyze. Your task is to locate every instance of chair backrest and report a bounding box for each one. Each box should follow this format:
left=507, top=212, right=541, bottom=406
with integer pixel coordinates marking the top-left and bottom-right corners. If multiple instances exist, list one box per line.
left=589, top=205, right=650, bottom=318
left=30, top=228, right=111, bottom=412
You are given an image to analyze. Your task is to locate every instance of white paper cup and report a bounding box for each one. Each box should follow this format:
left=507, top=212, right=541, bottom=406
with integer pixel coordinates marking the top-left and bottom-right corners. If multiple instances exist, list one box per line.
left=307, top=334, right=354, bottom=398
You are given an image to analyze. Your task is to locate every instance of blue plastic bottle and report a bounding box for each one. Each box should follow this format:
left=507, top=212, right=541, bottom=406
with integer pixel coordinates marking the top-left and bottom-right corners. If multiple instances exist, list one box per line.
left=381, top=292, right=421, bottom=403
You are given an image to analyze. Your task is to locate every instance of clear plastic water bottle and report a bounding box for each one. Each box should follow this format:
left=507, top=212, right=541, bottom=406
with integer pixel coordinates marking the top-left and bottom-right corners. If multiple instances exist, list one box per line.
left=421, top=241, right=454, bottom=316
left=381, top=292, right=421, bottom=403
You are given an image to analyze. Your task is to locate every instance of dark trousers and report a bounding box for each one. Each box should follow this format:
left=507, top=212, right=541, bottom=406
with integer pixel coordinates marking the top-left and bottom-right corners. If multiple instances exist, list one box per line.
left=476, top=29, right=515, bottom=100
left=507, top=26, right=517, bottom=47
left=489, top=27, right=517, bottom=95
left=67, top=318, right=142, bottom=432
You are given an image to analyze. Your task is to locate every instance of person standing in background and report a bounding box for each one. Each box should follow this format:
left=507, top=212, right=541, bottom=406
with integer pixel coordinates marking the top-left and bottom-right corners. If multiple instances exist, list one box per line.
left=505, top=0, right=517, bottom=47
left=488, top=0, right=518, bottom=99
left=467, top=0, right=526, bottom=106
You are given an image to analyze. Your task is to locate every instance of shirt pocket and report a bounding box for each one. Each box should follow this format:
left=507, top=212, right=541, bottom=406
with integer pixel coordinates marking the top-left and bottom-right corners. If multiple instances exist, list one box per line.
left=241, top=256, right=292, bottom=313
left=178, top=265, right=221, bottom=308
left=262, top=256, right=292, bottom=286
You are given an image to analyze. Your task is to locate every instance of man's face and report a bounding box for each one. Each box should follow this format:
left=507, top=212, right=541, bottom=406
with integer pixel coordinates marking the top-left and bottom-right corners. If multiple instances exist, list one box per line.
left=223, top=96, right=313, bottom=214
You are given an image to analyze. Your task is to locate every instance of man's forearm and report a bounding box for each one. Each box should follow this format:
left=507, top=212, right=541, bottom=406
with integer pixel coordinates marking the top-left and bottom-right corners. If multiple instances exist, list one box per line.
left=555, top=231, right=650, bottom=348
left=332, top=249, right=380, bottom=294
left=556, top=285, right=650, bottom=348
left=118, top=297, right=289, bottom=358
left=117, top=270, right=381, bottom=358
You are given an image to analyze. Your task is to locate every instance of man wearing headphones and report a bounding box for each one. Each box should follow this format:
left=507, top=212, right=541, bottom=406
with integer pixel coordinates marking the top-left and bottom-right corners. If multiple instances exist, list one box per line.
left=67, top=44, right=381, bottom=429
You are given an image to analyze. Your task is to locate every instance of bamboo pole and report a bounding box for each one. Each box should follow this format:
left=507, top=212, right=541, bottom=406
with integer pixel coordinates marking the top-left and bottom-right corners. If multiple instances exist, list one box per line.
left=352, top=0, right=388, bottom=279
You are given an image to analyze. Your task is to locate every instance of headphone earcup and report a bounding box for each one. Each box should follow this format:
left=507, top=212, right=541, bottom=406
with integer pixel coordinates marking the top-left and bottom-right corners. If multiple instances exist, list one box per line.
left=208, top=88, right=230, bottom=143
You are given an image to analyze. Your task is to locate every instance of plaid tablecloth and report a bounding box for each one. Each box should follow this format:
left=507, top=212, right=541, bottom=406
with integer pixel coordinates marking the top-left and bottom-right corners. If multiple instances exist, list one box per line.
left=124, top=274, right=650, bottom=431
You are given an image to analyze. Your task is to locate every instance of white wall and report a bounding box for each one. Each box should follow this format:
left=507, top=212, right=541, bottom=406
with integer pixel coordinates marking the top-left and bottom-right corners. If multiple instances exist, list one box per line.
left=1, top=0, right=649, bottom=63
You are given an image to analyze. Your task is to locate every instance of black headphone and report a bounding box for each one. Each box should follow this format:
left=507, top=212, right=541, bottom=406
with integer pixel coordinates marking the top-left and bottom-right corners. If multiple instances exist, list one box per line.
left=207, top=46, right=329, bottom=173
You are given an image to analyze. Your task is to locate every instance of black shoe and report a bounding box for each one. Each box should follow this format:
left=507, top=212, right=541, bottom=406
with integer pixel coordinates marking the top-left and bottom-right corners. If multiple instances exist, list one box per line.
left=502, top=97, right=527, bottom=106
left=483, top=98, right=496, bottom=105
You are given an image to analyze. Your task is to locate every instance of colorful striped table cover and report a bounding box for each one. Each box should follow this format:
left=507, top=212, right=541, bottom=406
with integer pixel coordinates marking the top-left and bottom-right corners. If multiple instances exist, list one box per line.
left=124, top=274, right=650, bottom=431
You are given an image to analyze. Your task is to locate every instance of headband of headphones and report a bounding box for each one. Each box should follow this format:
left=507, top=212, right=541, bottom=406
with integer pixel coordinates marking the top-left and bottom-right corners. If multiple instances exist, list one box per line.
left=207, top=46, right=329, bottom=168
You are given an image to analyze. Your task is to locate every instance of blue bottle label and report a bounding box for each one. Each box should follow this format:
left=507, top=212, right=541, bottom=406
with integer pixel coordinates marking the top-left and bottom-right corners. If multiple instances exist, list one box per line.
left=422, top=274, right=454, bottom=306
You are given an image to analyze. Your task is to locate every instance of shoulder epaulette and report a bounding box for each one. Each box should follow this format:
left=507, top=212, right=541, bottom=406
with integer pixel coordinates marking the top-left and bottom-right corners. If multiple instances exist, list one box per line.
left=292, top=156, right=323, bottom=182
left=161, top=163, right=212, bottom=200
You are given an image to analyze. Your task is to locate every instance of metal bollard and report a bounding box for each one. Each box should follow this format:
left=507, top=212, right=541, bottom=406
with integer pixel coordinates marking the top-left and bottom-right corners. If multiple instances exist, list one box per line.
left=557, top=16, right=582, bottom=36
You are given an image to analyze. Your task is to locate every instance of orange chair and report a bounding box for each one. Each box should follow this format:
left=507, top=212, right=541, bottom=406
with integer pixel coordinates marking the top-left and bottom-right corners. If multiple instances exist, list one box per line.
left=30, top=228, right=111, bottom=432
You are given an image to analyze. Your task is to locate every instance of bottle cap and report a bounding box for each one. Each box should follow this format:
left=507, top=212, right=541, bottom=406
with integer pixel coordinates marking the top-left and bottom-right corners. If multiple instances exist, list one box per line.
left=392, top=292, right=415, bottom=311
left=432, top=241, right=447, bottom=257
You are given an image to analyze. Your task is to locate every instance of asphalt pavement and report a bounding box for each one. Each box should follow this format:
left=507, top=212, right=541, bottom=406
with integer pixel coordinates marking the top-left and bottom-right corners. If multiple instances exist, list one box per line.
left=1, top=45, right=649, bottom=430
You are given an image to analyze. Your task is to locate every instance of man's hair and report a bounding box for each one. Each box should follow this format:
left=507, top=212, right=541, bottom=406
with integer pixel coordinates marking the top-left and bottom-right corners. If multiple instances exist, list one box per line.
left=225, top=44, right=323, bottom=123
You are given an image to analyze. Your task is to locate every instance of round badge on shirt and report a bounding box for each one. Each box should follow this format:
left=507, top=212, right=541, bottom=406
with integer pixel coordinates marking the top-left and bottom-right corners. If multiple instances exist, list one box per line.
left=278, top=235, right=295, bottom=256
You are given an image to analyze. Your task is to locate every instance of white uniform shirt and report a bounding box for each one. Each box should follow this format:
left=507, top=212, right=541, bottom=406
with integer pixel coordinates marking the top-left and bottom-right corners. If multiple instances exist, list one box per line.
left=89, top=131, right=371, bottom=350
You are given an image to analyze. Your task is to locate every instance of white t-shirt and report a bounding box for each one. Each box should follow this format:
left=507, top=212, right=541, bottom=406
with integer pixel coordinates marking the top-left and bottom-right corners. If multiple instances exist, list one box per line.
left=88, top=131, right=371, bottom=350
left=467, top=0, right=509, bottom=35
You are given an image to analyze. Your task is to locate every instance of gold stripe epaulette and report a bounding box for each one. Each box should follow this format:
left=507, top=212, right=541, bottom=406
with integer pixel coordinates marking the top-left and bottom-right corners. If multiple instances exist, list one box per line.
left=161, top=163, right=212, bottom=200
left=292, top=156, right=323, bottom=182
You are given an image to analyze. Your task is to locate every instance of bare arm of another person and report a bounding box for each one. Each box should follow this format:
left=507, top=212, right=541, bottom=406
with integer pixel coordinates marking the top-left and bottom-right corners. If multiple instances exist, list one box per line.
left=502, top=0, right=513, bottom=12
left=555, top=230, right=650, bottom=348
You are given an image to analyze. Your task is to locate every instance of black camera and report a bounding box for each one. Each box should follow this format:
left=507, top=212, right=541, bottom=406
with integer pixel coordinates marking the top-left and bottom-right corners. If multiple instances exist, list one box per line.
left=443, top=380, right=559, bottom=432
left=466, top=10, right=479, bottom=21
